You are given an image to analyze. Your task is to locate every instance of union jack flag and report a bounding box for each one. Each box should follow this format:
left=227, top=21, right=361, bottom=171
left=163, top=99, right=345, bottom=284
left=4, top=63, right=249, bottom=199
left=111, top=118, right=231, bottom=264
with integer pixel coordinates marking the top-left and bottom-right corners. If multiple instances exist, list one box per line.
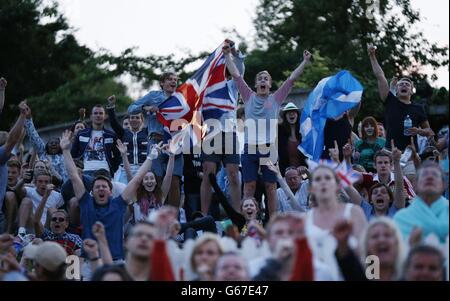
left=156, top=41, right=233, bottom=148
left=307, top=159, right=360, bottom=188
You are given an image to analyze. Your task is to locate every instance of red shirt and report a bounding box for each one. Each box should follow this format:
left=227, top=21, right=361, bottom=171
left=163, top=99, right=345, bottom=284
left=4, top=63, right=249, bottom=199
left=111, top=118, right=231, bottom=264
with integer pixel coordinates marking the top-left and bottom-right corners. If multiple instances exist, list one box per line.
left=362, top=172, right=416, bottom=200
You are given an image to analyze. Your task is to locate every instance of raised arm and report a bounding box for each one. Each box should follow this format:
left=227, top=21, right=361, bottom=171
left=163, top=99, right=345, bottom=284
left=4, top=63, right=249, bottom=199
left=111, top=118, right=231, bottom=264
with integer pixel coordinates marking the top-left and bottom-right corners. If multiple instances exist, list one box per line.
left=272, top=50, right=312, bottom=105
left=208, top=173, right=246, bottom=230
left=34, top=184, right=54, bottom=237
left=267, top=162, right=304, bottom=212
left=60, top=130, right=86, bottom=200
left=0, top=78, right=7, bottom=114
left=3, top=101, right=29, bottom=155
left=24, top=113, right=46, bottom=157
left=160, top=147, right=175, bottom=203
left=116, top=140, right=133, bottom=183
left=223, top=43, right=241, bottom=79
left=106, top=95, right=125, bottom=139
left=288, top=50, right=312, bottom=81
left=368, top=45, right=389, bottom=101
left=121, top=143, right=161, bottom=203
left=391, top=140, right=406, bottom=209
left=92, top=222, right=113, bottom=265
left=344, top=184, right=363, bottom=206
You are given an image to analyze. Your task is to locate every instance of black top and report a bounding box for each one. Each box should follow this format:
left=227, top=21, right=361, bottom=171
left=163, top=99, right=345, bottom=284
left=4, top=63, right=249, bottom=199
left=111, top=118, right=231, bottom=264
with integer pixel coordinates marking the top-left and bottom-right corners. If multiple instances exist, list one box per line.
left=278, top=124, right=306, bottom=175
left=183, top=153, right=203, bottom=194
left=384, top=92, right=427, bottom=151
left=321, top=114, right=352, bottom=162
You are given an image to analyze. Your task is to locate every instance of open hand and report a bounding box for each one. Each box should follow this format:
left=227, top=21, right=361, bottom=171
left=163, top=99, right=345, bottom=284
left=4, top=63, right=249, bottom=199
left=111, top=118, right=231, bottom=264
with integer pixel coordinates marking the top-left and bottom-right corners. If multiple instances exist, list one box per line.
left=60, top=130, right=72, bottom=151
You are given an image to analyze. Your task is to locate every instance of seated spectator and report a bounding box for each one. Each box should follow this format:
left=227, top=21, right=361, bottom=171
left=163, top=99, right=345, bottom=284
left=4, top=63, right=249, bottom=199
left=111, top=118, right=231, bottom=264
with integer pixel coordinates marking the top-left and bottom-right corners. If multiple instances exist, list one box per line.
left=394, top=161, right=449, bottom=244
left=189, top=233, right=224, bottom=281
left=403, top=244, right=445, bottom=281
left=214, top=252, right=251, bottom=281
left=354, top=116, right=386, bottom=172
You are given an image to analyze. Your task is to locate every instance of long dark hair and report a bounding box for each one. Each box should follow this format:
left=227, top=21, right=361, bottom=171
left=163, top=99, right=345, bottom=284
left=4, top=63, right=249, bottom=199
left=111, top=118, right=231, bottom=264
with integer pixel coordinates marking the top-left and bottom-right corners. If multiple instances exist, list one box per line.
left=136, top=171, right=163, bottom=204
left=280, top=110, right=300, bottom=141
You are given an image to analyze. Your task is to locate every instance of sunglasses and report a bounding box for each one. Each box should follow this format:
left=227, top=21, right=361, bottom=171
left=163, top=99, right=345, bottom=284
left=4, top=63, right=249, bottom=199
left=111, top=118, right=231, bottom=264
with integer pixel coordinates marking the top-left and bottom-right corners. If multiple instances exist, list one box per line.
left=51, top=217, right=65, bottom=223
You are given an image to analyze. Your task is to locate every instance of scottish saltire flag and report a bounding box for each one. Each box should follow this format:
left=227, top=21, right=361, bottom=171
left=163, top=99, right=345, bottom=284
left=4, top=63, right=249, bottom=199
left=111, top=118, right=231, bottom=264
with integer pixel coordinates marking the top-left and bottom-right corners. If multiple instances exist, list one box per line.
left=299, top=70, right=363, bottom=161
left=156, top=41, right=233, bottom=146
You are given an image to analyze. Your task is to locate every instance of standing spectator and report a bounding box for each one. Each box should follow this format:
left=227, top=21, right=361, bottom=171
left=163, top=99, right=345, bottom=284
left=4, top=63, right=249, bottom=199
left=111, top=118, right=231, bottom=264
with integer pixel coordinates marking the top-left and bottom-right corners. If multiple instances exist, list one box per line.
left=24, top=105, right=67, bottom=181
left=368, top=45, right=434, bottom=151
left=106, top=95, right=148, bottom=184
left=200, top=39, right=244, bottom=215
left=394, top=161, right=449, bottom=243
left=1, top=101, right=29, bottom=233
left=71, top=105, right=121, bottom=178
left=183, top=151, right=203, bottom=222
left=224, top=44, right=312, bottom=217
left=116, top=140, right=174, bottom=224
left=4, top=160, right=22, bottom=234
left=277, top=102, right=306, bottom=175
left=354, top=116, right=386, bottom=172
left=128, top=72, right=183, bottom=208
left=304, top=165, right=367, bottom=280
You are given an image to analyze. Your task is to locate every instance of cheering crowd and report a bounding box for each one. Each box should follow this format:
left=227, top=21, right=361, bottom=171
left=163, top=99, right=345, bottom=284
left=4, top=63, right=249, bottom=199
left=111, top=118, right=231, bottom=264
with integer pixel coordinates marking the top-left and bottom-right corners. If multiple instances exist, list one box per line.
left=0, top=41, right=448, bottom=281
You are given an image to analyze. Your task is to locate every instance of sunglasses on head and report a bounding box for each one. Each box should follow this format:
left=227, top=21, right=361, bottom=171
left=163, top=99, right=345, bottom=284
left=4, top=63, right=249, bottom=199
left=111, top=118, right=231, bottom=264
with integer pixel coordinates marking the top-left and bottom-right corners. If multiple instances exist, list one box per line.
left=51, top=217, right=65, bottom=223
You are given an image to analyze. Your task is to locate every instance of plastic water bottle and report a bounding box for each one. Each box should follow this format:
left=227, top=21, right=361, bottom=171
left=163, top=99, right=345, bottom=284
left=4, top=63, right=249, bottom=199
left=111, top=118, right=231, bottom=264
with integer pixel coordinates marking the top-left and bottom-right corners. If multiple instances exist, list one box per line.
left=404, top=115, right=412, bottom=136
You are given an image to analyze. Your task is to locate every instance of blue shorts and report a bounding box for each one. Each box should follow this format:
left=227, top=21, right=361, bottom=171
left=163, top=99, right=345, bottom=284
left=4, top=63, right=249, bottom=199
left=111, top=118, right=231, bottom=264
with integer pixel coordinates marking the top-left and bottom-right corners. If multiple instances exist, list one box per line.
left=241, top=144, right=278, bottom=183
left=148, top=138, right=183, bottom=178
left=201, top=131, right=240, bottom=166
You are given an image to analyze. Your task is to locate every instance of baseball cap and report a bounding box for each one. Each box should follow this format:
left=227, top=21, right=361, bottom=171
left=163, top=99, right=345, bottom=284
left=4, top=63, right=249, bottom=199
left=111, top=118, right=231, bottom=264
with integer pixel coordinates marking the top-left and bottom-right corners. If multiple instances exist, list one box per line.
left=26, top=242, right=67, bottom=272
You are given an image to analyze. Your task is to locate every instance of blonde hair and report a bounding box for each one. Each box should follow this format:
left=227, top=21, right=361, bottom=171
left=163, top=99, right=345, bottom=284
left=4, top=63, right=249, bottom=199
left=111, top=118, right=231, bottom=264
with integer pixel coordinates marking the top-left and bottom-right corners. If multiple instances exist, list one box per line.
left=360, top=217, right=405, bottom=280
left=190, top=233, right=224, bottom=273
left=255, top=71, right=272, bottom=84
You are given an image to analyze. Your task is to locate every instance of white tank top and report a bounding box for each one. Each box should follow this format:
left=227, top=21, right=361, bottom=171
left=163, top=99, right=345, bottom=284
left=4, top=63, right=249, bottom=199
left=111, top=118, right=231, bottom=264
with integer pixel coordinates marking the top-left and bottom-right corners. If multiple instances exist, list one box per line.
left=305, top=203, right=358, bottom=281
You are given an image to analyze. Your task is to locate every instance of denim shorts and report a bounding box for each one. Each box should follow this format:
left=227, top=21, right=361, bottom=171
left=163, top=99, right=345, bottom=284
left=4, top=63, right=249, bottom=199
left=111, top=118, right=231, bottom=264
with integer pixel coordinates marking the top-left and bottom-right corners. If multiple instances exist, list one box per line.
left=201, top=131, right=240, bottom=166
left=148, top=138, right=183, bottom=177
left=241, top=144, right=278, bottom=183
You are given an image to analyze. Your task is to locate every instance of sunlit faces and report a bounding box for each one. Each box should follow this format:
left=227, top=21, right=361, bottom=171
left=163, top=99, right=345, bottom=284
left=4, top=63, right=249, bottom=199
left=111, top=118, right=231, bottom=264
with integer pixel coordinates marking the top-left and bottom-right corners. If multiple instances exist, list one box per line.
left=129, top=114, right=143, bottom=131
left=126, top=223, right=157, bottom=259
left=50, top=211, right=68, bottom=235
left=285, top=111, right=299, bottom=124
left=285, top=169, right=301, bottom=192
left=161, top=74, right=178, bottom=95
left=92, top=178, right=112, bottom=205
left=364, top=124, right=375, bottom=137
left=241, top=198, right=258, bottom=221
left=214, top=254, right=250, bottom=281
left=35, top=174, right=51, bottom=196
left=310, top=167, right=339, bottom=202
left=142, top=172, right=157, bottom=193
left=416, top=166, right=445, bottom=197
left=91, top=106, right=106, bottom=127
left=192, top=240, right=222, bottom=274
left=366, top=223, right=398, bottom=267
left=374, top=155, right=391, bottom=176
left=255, top=71, right=272, bottom=96
left=369, top=185, right=391, bottom=212
left=396, top=79, right=414, bottom=98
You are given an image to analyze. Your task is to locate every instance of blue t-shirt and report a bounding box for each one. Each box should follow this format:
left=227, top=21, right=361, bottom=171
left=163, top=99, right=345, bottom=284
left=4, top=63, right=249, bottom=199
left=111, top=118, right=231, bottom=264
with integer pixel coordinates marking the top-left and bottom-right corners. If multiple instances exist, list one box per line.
left=360, top=199, right=398, bottom=221
left=0, top=146, right=9, bottom=209
left=79, top=191, right=127, bottom=260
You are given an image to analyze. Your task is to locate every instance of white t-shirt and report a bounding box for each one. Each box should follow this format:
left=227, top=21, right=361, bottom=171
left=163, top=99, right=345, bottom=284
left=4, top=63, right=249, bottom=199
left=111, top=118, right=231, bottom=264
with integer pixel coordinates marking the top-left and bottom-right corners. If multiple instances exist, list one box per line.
left=25, top=187, right=64, bottom=225
left=83, top=130, right=110, bottom=172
